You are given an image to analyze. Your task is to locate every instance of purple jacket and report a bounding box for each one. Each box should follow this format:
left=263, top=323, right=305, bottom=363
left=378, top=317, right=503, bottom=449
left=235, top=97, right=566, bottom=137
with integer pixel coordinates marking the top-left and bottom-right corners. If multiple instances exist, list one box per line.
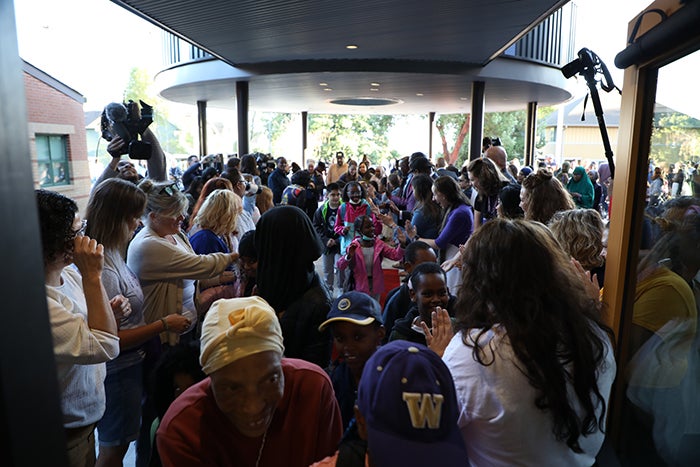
left=336, top=239, right=404, bottom=295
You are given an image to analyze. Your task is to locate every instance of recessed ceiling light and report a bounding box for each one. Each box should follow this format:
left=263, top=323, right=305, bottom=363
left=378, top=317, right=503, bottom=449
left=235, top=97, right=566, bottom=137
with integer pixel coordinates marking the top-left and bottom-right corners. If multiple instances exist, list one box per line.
left=416, top=93, right=424, bottom=97
left=370, top=88, right=379, bottom=92
left=460, top=97, right=468, bottom=101
left=324, top=88, right=333, bottom=91
left=319, top=82, right=328, bottom=86
left=346, top=44, right=359, bottom=49
left=370, top=82, right=381, bottom=87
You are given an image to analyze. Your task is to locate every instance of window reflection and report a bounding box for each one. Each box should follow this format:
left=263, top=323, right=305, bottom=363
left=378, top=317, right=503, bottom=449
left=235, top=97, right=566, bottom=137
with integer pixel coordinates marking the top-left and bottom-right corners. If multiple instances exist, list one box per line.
left=622, top=48, right=700, bottom=467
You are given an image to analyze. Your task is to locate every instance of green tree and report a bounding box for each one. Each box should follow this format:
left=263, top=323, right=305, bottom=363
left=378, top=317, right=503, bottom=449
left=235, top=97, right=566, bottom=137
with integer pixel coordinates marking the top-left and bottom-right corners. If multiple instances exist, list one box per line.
left=650, top=111, right=700, bottom=166
left=484, top=110, right=526, bottom=162
left=307, top=114, right=394, bottom=164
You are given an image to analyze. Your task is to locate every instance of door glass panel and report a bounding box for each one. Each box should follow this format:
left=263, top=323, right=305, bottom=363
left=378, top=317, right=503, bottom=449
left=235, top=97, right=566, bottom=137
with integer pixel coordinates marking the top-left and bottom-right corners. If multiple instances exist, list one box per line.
left=620, top=48, right=700, bottom=466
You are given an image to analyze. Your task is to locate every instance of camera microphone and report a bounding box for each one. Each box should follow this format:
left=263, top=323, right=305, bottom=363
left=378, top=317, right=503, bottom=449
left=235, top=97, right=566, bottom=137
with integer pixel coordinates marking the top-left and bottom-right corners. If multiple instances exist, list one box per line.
left=105, top=103, right=127, bottom=123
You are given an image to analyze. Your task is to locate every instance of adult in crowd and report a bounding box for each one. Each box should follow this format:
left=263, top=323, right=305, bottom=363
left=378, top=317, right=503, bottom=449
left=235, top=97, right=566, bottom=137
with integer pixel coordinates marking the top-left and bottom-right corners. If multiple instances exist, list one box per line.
left=187, top=177, right=234, bottom=234
left=589, top=169, right=603, bottom=213
left=387, top=153, right=433, bottom=217
left=156, top=296, right=343, bottom=467
left=256, top=205, right=333, bottom=367
left=409, top=174, right=442, bottom=239
left=337, top=160, right=359, bottom=189
left=520, top=169, right=576, bottom=224
left=223, top=168, right=257, bottom=241
left=267, top=157, right=290, bottom=204
left=37, top=189, right=120, bottom=467
left=127, top=180, right=238, bottom=347
left=238, top=154, right=263, bottom=216
left=327, top=151, right=348, bottom=185
left=549, top=209, right=606, bottom=288
left=256, top=186, right=274, bottom=216
left=567, top=166, right=595, bottom=209
left=467, top=158, right=509, bottom=229
left=442, top=218, right=616, bottom=466
left=358, top=161, right=372, bottom=182
left=497, top=183, right=525, bottom=219
left=648, top=167, right=664, bottom=207
left=313, top=183, right=343, bottom=293
left=190, top=189, right=242, bottom=257
left=406, top=176, right=473, bottom=294
left=484, top=144, right=517, bottom=184
left=95, top=129, right=167, bottom=187
left=84, top=179, right=191, bottom=467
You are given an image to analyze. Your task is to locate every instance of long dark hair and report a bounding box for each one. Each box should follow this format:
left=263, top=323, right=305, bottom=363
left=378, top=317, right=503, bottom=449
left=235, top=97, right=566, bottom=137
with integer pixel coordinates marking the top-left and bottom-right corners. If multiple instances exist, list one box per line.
left=454, top=218, right=612, bottom=453
left=411, top=174, right=442, bottom=225
left=36, top=189, right=78, bottom=266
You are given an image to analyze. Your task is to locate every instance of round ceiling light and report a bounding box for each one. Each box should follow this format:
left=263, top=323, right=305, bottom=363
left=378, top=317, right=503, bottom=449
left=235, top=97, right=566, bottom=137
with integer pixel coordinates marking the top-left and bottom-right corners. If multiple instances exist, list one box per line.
left=329, top=97, right=403, bottom=106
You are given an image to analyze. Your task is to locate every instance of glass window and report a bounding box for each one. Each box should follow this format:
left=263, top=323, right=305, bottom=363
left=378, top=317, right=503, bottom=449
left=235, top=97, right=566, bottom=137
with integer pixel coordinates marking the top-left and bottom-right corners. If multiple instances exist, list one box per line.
left=619, top=48, right=700, bottom=467
left=36, top=134, right=70, bottom=187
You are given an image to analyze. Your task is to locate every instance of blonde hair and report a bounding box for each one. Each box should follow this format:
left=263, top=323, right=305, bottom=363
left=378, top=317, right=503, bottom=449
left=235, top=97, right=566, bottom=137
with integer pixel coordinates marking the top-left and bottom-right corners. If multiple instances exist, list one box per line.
left=256, top=186, right=274, bottom=215
left=138, top=179, right=189, bottom=220
left=194, top=189, right=242, bottom=236
left=549, top=209, right=604, bottom=270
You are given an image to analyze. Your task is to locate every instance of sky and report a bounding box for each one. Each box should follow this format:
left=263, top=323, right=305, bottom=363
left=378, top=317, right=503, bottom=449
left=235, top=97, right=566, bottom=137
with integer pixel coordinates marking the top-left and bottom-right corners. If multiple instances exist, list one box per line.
left=14, top=0, right=653, bottom=111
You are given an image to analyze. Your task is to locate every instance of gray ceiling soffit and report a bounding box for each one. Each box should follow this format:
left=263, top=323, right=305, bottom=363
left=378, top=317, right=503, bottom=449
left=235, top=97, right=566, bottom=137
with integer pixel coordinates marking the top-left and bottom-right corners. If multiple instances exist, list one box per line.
left=233, top=59, right=482, bottom=75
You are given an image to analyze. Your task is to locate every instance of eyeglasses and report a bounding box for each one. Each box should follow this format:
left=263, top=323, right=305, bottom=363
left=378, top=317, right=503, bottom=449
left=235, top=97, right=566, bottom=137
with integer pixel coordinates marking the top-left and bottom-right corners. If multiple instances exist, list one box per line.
left=158, top=183, right=178, bottom=197
left=72, top=219, right=87, bottom=238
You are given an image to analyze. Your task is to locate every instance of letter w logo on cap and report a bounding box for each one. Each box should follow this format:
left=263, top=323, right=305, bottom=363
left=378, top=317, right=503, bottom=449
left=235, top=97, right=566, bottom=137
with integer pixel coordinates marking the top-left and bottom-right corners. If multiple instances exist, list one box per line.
left=402, top=392, right=444, bottom=429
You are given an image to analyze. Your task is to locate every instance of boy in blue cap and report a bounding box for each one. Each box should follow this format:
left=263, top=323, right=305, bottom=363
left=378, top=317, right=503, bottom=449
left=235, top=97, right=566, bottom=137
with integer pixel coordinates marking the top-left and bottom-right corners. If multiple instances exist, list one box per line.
left=319, top=291, right=385, bottom=430
left=311, top=340, right=469, bottom=466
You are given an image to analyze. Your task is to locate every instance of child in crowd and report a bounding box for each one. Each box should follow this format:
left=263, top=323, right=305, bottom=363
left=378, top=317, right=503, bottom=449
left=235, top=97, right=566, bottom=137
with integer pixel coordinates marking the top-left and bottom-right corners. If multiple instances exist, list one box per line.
left=389, top=262, right=455, bottom=349
left=236, top=230, right=257, bottom=297
left=313, top=183, right=343, bottom=293
left=382, top=241, right=438, bottom=344
left=334, top=181, right=382, bottom=256
left=311, top=340, right=468, bottom=467
left=337, top=215, right=405, bottom=300
left=319, top=291, right=385, bottom=430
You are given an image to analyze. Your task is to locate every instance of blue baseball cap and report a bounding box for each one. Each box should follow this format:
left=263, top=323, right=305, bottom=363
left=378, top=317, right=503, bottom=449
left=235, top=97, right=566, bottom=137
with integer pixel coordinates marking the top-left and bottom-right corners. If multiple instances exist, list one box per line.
left=318, top=291, right=383, bottom=331
left=357, top=341, right=468, bottom=467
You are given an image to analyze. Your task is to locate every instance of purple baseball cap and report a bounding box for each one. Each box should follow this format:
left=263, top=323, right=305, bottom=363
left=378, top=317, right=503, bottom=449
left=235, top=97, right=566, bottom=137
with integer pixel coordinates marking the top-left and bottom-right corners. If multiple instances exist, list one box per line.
left=357, top=340, right=468, bottom=467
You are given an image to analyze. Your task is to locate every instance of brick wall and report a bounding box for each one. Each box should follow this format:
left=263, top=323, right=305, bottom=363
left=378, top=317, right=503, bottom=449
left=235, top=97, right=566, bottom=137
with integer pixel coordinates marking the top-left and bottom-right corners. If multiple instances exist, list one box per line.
left=24, top=73, right=91, bottom=212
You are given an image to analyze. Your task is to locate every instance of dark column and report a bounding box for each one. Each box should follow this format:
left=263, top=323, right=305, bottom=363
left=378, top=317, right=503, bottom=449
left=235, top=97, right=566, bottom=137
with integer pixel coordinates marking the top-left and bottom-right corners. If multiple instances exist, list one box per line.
left=236, top=81, right=249, bottom=156
left=197, top=100, right=207, bottom=156
left=301, top=111, right=308, bottom=166
left=525, top=101, right=538, bottom=167
left=0, top=1, right=69, bottom=465
left=469, top=81, right=485, bottom=161
left=428, top=112, right=435, bottom=159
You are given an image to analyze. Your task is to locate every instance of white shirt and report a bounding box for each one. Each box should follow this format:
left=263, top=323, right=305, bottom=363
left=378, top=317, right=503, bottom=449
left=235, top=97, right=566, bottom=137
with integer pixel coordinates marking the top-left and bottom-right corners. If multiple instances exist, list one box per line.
left=46, top=267, right=120, bottom=427
left=442, top=324, right=616, bottom=467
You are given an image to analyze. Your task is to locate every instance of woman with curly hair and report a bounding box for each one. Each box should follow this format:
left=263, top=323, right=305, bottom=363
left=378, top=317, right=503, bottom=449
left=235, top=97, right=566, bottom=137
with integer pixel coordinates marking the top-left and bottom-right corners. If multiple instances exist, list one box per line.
left=440, top=219, right=616, bottom=466
left=520, top=169, right=575, bottom=224
left=189, top=188, right=243, bottom=257
left=37, top=189, right=120, bottom=467
left=467, top=158, right=509, bottom=228
left=549, top=208, right=606, bottom=288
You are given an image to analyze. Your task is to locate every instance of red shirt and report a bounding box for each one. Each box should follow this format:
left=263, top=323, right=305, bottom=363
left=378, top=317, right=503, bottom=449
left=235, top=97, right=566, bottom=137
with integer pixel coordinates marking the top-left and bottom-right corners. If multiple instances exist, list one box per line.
left=157, top=358, right=343, bottom=467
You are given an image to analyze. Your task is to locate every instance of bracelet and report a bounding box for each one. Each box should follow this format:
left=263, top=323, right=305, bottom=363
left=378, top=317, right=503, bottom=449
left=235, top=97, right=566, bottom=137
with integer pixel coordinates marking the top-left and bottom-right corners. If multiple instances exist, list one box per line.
left=160, top=317, right=169, bottom=332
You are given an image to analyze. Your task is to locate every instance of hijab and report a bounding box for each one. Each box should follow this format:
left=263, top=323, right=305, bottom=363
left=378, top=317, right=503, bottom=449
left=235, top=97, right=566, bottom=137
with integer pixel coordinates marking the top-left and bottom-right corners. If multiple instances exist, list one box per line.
left=255, top=205, right=324, bottom=312
left=566, top=166, right=594, bottom=208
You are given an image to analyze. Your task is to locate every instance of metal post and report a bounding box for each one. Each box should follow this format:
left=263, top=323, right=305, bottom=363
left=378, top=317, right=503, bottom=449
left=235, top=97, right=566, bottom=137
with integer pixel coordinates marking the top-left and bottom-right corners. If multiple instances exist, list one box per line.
left=301, top=111, right=308, bottom=166
left=197, top=100, right=207, bottom=156
left=525, top=101, right=538, bottom=167
left=469, top=81, right=485, bottom=161
left=236, top=81, right=249, bottom=155
left=428, top=112, right=435, bottom=159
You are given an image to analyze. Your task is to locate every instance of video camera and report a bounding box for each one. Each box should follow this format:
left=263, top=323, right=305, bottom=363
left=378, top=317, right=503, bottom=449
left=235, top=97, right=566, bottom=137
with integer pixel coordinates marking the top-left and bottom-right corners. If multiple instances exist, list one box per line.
left=101, top=100, right=154, bottom=160
left=254, top=153, right=275, bottom=173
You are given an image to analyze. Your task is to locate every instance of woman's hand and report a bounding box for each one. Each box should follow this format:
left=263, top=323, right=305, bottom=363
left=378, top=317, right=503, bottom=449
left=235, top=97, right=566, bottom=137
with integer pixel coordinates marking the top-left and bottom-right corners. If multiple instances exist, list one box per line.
left=229, top=252, right=239, bottom=264
left=404, top=221, right=417, bottom=240
left=378, top=212, right=395, bottom=227
left=571, top=258, right=600, bottom=302
left=165, top=314, right=192, bottom=334
left=106, top=136, right=126, bottom=158
left=421, top=307, right=454, bottom=357
left=219, top=270, right=236, bottom=285
left=110, top=294, right=132, bottom=321
left=73, top=236, right=104, bottom=282
left=396, top=227, right=407, bottom=245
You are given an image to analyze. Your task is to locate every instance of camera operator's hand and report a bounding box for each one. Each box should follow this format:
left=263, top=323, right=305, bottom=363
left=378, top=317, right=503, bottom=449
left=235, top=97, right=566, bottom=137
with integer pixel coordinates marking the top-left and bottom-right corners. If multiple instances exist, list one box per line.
left=107, top=136, right=127, bottom=158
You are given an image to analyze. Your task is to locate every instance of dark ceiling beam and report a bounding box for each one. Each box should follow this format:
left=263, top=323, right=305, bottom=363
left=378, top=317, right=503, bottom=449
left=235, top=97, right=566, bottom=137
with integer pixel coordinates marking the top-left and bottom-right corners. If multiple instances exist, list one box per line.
left=234, top=59, right=482, bottom=75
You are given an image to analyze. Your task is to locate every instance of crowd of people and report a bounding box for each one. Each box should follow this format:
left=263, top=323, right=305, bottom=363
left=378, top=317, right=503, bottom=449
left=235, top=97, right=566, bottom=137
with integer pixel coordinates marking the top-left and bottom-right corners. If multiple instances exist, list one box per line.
left=38, top=131, right=700, bottom=467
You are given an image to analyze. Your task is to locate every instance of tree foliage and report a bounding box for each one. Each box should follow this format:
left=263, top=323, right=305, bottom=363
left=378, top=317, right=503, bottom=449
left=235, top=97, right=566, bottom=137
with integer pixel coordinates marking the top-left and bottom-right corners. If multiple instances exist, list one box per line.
left=307, top=114, right=395, bottom=164
left=650, top=111, right=700, bottom=165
